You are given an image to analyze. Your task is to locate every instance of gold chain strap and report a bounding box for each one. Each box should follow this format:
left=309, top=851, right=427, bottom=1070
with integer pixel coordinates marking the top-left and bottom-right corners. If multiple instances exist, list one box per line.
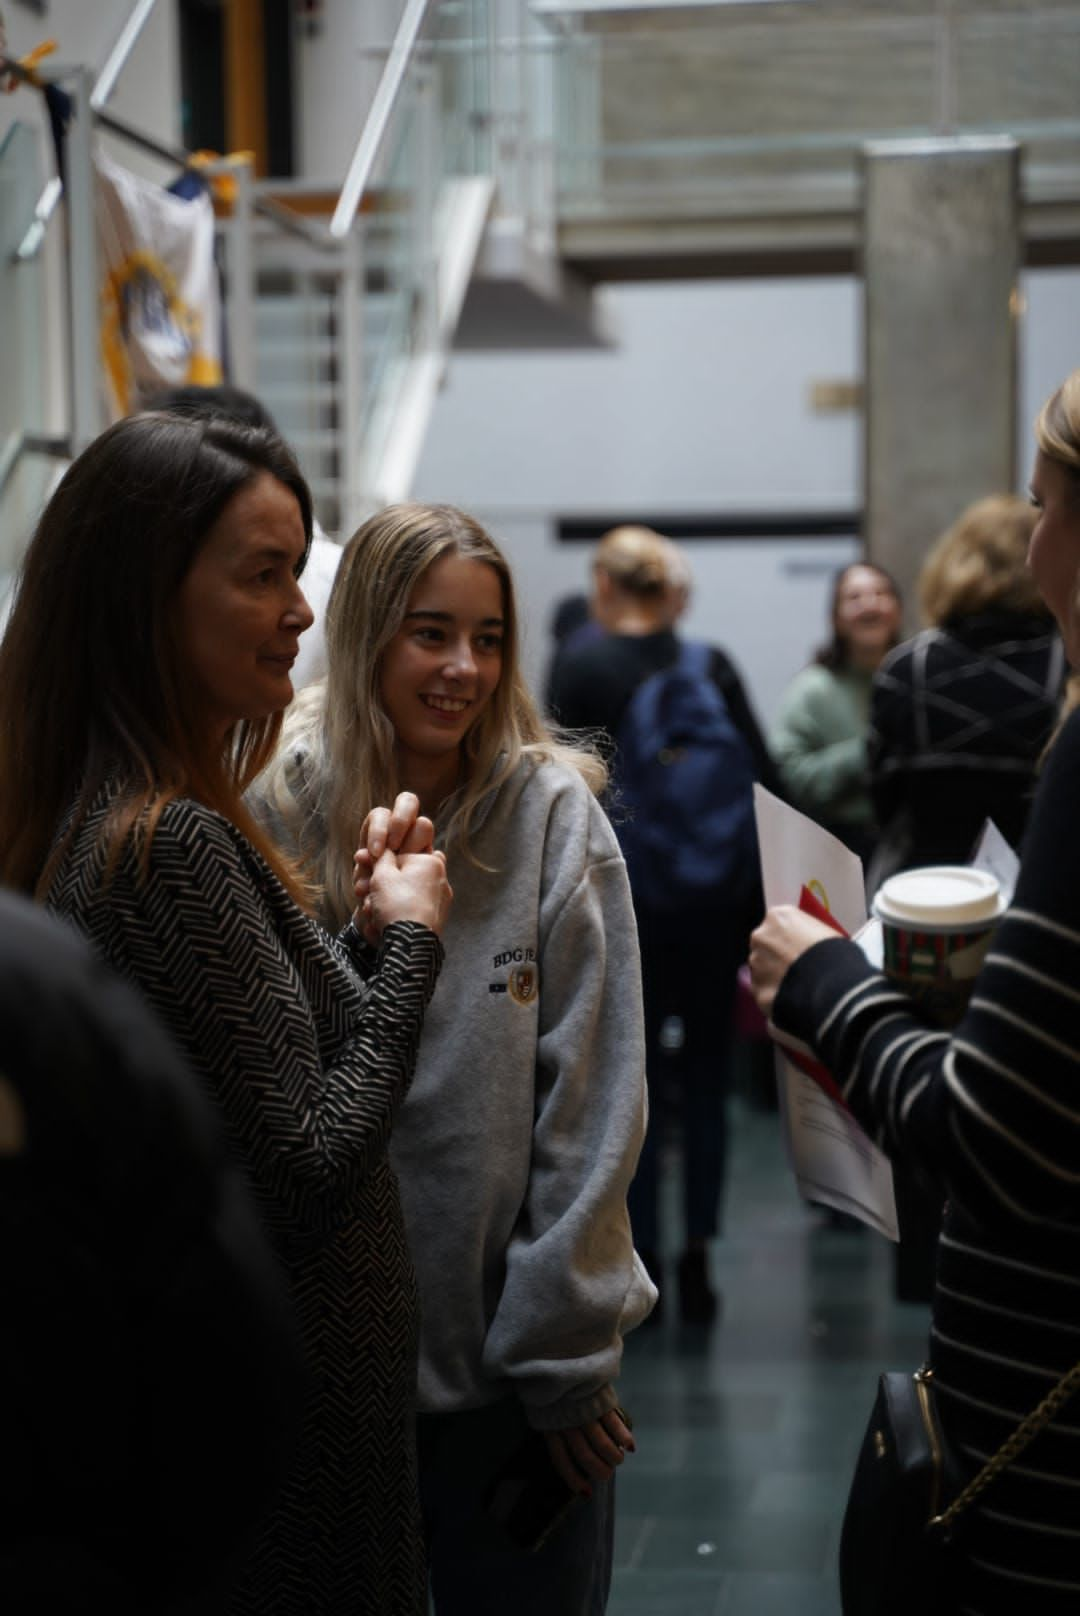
left=931, top=1357, right=1080, bottom=1533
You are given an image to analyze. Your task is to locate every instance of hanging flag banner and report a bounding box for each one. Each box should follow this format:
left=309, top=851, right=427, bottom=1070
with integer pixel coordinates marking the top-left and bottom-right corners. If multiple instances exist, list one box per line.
left=96, top=151, right=223, bottom=418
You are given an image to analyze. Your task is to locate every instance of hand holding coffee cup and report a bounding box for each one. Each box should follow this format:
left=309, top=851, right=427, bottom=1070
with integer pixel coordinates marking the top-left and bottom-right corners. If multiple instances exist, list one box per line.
left=871, top=865, right=1007, bottom=1027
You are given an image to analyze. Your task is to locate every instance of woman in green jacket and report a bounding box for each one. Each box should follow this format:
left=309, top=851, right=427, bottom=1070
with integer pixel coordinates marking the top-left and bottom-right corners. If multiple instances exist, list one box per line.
left=770, top=561, right=901, bottom=859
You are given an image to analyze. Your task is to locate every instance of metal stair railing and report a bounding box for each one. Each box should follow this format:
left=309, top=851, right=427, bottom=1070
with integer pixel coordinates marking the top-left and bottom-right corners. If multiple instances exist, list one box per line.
left=1, top=0, right=510, bottom=543
left=266, top=0, right=497, bottom=530
left=0, top=118, right=69, bottom=596
left=86, top=0, right=341, bottom=448
left=331, top=0, right=439, bottom=242
left=83, top=0, right=498, bottom=533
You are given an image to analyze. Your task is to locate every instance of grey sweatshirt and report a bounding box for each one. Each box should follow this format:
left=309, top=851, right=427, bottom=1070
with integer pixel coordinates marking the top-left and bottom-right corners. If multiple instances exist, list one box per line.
left=254, top=749, right=656, bottom=1430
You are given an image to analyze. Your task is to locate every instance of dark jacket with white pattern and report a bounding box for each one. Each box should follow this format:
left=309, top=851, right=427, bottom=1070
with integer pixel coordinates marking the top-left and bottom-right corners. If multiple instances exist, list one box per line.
left=869, top=610, right=1064, bottom=878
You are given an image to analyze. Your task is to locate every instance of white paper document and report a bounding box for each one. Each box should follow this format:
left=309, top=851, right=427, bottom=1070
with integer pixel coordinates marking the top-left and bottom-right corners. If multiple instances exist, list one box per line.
left=971, top=817, right=1021, bottom=905
left=753, top=786, right=899, bottom=1240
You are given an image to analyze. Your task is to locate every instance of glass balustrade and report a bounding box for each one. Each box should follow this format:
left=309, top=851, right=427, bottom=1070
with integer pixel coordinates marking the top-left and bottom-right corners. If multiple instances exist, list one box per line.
left=248, top=2, right=494, bottom=529
left=353, top=0, right=493, bottom=506
left=360, top=109, right=421, bottom=442
left=547, top=3, right=1080, bottom=219
left=431, top=0, right=492, bottom=186
left=0, top=121, right=54, bottom=592
left=8, top=1, right=1080, bottom=544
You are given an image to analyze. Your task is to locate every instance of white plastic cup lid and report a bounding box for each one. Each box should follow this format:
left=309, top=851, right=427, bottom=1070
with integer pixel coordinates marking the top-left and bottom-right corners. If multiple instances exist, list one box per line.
left=872, top=865, right=1003, bottom=929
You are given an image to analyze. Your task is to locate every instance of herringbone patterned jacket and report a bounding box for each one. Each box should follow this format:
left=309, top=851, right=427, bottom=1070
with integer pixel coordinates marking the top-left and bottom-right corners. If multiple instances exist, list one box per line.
left=47, top=782, right=442, bottom=1615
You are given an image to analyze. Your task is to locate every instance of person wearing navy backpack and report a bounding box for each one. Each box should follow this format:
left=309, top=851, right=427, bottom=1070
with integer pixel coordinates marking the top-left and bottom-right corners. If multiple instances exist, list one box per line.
left=548, top=526, right=779, bottom=1322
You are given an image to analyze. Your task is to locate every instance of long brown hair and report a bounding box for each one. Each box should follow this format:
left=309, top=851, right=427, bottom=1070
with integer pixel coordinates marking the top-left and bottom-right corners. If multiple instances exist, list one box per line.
left=918, top=494, right=1044, bottom=625
left=0, top=412, right=313, bottom=902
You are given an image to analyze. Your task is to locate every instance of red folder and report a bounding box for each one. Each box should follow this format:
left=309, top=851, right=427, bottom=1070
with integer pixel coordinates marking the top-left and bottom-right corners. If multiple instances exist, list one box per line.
left=769, top=887, right=853, bottom=1114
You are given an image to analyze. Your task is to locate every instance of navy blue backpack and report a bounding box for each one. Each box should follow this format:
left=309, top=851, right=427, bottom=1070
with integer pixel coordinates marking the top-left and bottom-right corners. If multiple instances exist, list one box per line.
left=613, top=642, right=758, bottom=915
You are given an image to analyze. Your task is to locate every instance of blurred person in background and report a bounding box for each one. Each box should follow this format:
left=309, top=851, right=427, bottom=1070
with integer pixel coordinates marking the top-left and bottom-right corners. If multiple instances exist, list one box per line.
left=548, top=526, right=778, bottom=1324
left=771, top=562, right=902, bottom=862
left=869, top=494, right=1064, bottom=887
left=545, top=533, right=691, bottom=710
left=749, top=371, right=1080, bottom=1614
left=0, top=413, right=450, bottom=1616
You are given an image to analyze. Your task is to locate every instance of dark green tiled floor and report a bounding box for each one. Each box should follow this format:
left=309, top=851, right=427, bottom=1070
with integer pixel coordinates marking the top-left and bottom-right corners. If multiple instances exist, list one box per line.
left=609, top=1087, right=930, bottom=1615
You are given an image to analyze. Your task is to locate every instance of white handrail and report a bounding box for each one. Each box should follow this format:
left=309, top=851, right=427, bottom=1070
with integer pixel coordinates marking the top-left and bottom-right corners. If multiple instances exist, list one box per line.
left=90, top=0, right=162, bottom=113
left=15, top=176, right=63, bottom=260
left=0, top=431, right=70, bottom=501
left=0, top=434, right=22, bottom=502
left=330, top=0, right=436, bottom=239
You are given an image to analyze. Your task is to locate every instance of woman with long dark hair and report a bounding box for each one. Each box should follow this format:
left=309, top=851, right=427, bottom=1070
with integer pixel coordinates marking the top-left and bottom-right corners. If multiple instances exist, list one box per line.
left=0, top=413, right=451, bottom=1615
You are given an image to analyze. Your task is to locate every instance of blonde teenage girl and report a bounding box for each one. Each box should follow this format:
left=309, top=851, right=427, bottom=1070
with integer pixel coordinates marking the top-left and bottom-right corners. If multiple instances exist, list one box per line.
left=254, top=502, right=655, bottom=1616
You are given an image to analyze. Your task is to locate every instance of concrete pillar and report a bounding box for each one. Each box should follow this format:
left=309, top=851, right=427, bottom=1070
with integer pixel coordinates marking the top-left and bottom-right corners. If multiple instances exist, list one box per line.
left=862, top=137, right=1020, bottom=627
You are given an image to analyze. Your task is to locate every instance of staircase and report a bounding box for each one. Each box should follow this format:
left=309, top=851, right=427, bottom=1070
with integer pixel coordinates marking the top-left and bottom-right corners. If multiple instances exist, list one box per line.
left=4, top=0, right=1080, bottom=564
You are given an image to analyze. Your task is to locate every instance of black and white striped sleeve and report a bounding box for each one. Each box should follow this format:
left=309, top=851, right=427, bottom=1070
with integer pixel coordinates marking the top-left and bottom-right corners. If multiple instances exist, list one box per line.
left=773, top=707, right=1080, bottom=1232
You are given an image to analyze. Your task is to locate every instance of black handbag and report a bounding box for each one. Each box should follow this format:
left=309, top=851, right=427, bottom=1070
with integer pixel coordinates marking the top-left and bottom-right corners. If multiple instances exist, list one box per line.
left=840, top=1360, right=1080, bottom=1616
left=839, top=1368, right=963, bottom=1616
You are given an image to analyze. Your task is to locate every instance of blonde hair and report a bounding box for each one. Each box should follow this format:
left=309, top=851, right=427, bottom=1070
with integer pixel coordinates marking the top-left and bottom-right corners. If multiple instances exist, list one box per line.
left=260, top=503, right=605, bottom=926
left=919, top=494, right=1044, bottom=625
left=593, top=525, right=670, bottom=598
left=1033, top=371, right=1080, bottom=756
left=1037, top=664, right=1080, bottom=767
left=1036, top=369, right=1080, bottom=477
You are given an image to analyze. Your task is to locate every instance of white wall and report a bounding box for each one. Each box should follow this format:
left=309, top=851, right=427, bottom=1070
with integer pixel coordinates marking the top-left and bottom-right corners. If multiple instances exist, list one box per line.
left=415, top=275, right=861, bottom=723
left=421, top=278, right=861, bottom=511
left=294, top=0, right=405, bottom=184
left=414, top=269, right=1080, bottom=725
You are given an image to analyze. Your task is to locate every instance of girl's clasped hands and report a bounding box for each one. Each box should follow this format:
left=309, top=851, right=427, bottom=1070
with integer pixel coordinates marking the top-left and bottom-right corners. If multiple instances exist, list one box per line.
left=352, top=791, right=453, bottom=943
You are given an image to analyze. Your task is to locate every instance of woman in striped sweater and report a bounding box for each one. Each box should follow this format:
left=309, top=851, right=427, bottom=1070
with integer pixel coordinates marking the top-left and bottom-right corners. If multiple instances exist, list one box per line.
left=749, top=370, right=1080, bottom=1615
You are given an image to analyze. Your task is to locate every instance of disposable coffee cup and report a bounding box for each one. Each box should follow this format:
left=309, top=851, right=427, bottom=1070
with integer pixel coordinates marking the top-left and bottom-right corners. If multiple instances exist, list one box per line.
left=871, top=865, right=1006, bottom=1027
